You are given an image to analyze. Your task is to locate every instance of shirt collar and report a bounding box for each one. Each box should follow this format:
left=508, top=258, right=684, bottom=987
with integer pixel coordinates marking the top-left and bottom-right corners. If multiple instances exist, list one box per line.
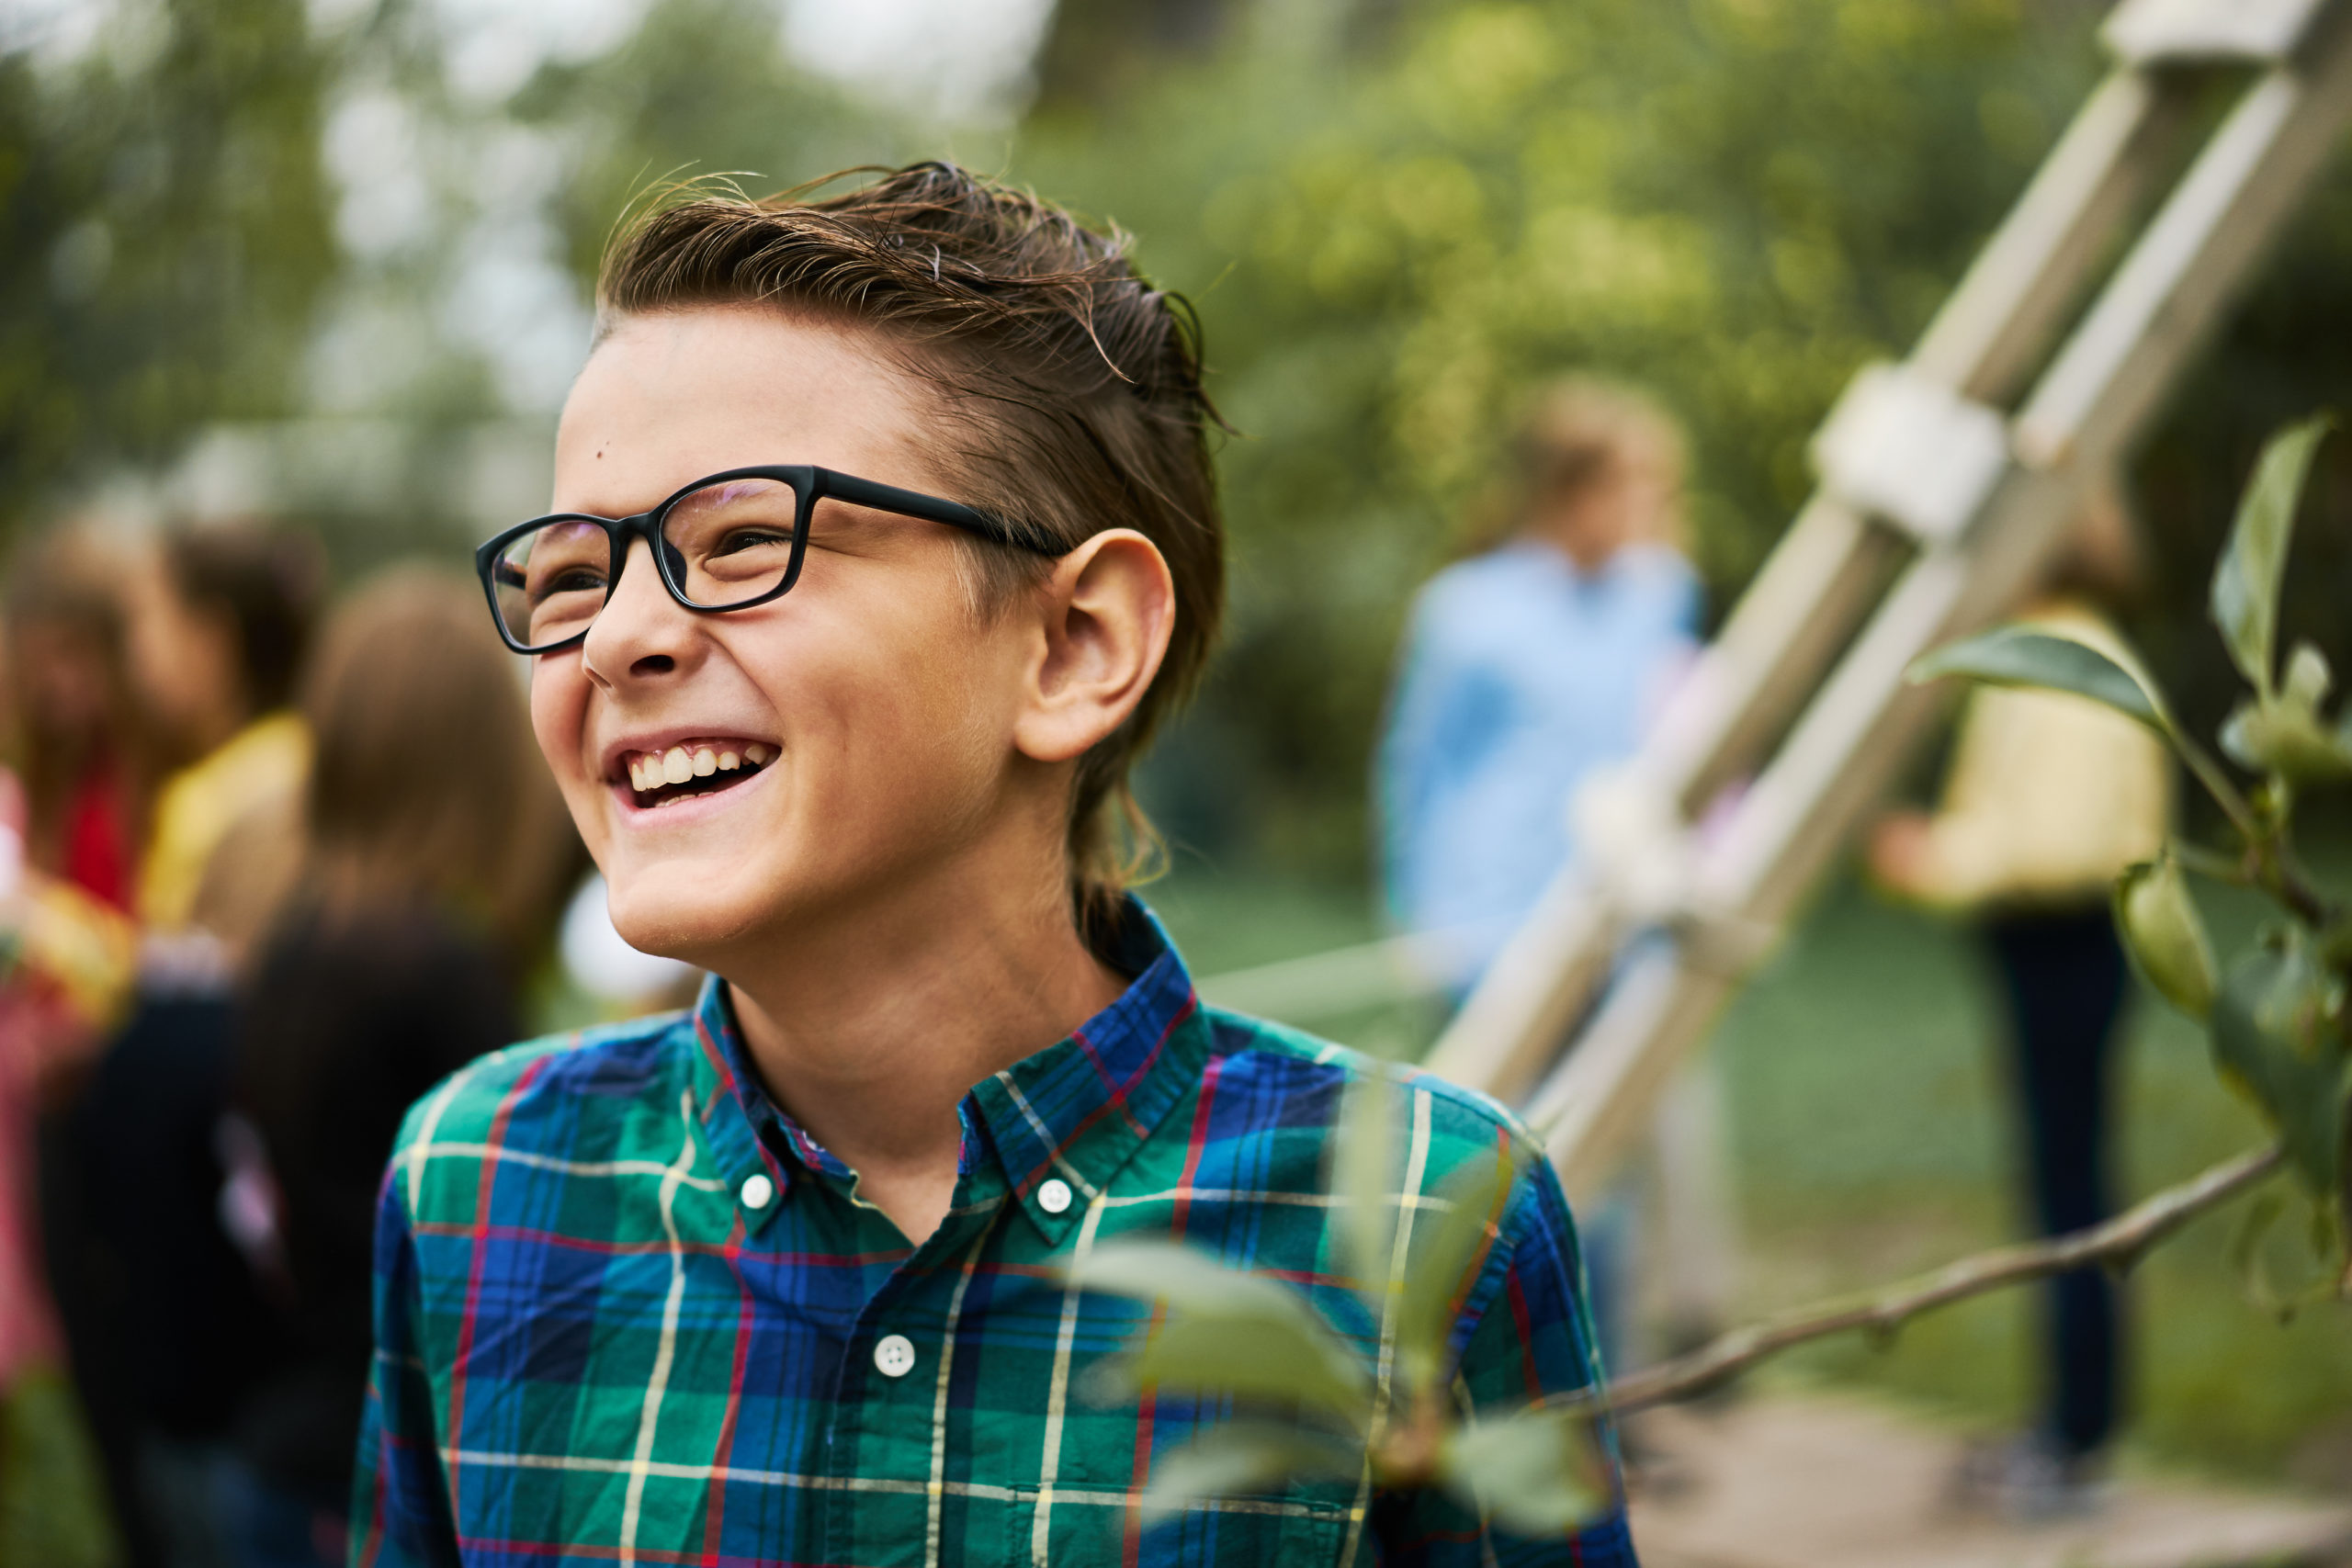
left=684, top=896, right=1208, bottom=1245
left=969, top=897, right=1207, bottom=1245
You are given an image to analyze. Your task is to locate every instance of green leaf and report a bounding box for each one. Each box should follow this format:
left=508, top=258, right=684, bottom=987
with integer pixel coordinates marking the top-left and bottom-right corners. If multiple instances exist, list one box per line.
left=2225, top=1188, right=2297, bottom=1322
left=2211, top=415, right=2334, bottom=698
left=1394, top=1142, right=1523, bottom=1393
left=2223, top=1186, right=2347, bottom=1322
left=1333, top=1074, right=1401, bottom=1320
left=1138, top=1423, right=1363, bottom=1522
left=2114, top=852, right=2217, bottom=1019
left=1102, top=1315, right=1374, bottom=1427
left=1437, top=1406, right=1607, bottom=1537
left=1074, top=1238, right=1330, bottom=1324
left=2221, top=700, right=2352, bottom=784
left=1908, top=626, right=2167, bottom=733
left=1071, top=1240, right=1374, bottom=1427
left=2284, top=642, right=2333, bottom=709
left=2211, top=933, right=2352, bottom=1200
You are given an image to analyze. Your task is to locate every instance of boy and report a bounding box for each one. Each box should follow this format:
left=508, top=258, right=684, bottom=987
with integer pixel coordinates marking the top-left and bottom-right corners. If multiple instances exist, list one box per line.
left=358, top=163, right=1637, bottom=1566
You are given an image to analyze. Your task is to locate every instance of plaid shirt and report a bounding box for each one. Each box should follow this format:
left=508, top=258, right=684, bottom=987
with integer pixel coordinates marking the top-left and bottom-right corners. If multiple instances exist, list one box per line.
left=355, top=901, right=1635, bottom=1566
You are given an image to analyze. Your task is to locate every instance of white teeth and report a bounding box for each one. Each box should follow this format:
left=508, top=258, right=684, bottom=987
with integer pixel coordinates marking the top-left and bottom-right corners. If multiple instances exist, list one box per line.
left=626, top=743, right=763, bottom=796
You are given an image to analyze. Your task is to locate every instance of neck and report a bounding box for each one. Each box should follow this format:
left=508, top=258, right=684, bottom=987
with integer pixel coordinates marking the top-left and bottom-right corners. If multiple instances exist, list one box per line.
left=718, top=825, right=1125, bottom=1245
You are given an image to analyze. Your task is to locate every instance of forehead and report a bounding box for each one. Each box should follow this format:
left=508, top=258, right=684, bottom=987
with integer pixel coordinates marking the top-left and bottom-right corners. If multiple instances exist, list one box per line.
left=552, top=306, right=933, bottom=516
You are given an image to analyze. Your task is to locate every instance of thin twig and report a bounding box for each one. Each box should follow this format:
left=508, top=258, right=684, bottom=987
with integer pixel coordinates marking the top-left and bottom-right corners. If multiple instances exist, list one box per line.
left=2177, top=732, right=2261, bottom=845
left=2258, top=837, right=2335, bottom=929
left=2170, top=840, right=2253, bottom=886
left=1562, top=1143, right=2285, bottom=1418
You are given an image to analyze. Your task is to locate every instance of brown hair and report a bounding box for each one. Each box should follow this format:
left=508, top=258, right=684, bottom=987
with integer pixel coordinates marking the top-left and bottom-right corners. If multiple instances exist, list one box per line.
left=162, top=522, right=325, bottom=716
left=595, top=162, right=1225, bottom=937
left=2041, top=474, right=2147, bottom=610
left=300, top=568, right=575, bottom=968
left=1462, top=377, right=1688, bottom=557
left=4, top=528, right=152, bottom=884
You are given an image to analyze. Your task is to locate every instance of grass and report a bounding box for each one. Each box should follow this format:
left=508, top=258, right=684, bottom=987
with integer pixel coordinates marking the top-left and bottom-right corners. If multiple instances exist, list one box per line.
left=1143, top=850, right=2352, bottom=1495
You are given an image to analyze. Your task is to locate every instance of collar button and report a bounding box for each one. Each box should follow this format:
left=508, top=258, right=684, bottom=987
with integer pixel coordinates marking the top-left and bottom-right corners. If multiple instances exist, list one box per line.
left=741, top=1173, right=775, bottom=1211
left=1037, top=1178, right=1073, bottom=1215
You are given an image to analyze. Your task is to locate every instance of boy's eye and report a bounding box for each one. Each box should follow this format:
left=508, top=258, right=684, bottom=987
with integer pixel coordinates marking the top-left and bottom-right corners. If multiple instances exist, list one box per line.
left=662, top=478, right=800, bottom=602
left=532, top=565, right=608, bottom=601
left=707, top=527, right=792, bottom=558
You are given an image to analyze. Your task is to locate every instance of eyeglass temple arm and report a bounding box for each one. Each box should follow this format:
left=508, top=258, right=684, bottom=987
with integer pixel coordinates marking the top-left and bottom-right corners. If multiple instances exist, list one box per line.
left=816, top=470, right=1056, bottom=555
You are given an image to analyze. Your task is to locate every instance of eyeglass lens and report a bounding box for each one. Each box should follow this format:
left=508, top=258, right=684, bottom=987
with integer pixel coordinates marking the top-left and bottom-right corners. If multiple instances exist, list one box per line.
left=489, top=476, right=802, bottom=649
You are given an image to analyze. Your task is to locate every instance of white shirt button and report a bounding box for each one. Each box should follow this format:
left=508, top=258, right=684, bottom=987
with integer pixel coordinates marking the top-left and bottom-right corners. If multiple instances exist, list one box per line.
left=741, top=1173, right=775, bottom=1211
left=873, top=1334, right=917, bottom=1378
left=1037, top=1178, right=1073, bottom=1214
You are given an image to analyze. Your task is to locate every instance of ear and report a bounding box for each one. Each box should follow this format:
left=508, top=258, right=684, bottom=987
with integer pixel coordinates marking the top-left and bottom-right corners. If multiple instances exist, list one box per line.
left=1012, top=529, right=1176, bottom=765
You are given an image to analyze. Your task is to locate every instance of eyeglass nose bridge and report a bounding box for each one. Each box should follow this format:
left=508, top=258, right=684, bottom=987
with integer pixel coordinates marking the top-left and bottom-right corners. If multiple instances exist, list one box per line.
left=603, top=508, right=693, bottom=605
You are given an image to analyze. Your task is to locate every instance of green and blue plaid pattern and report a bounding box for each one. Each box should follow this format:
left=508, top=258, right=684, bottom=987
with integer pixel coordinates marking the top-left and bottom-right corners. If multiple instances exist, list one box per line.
left=355, top=901, right=1635, bottom=1565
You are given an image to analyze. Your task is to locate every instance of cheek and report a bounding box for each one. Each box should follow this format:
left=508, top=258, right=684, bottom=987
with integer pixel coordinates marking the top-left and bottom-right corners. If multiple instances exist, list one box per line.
left=763, top=601, right=1017, bottom=825
left=528, top=659, right=594, bottom=795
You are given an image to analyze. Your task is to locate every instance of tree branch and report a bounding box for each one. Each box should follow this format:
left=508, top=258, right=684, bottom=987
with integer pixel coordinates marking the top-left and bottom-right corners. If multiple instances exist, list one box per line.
left=1565, top=1143, right=2285, bottom=1418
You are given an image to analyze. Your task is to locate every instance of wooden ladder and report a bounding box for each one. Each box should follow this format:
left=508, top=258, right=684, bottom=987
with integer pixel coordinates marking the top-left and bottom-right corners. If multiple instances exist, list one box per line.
left=1419, top=0, right=2352, bottom=1200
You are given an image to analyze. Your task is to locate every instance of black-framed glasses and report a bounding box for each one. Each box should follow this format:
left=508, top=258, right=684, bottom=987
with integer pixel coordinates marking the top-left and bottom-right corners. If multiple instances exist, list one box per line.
left=474, top=464, right=1055, bottom=655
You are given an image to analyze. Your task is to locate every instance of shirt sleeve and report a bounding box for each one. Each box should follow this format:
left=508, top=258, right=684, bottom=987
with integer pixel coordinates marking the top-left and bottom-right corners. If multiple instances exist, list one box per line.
left=1374, top=1157, right=1640, bottom=1566
left=350, top=1164, right=462, bottom=1567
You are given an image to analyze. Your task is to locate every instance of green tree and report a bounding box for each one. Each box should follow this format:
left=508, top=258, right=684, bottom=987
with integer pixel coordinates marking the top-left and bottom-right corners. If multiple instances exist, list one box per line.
left=512, top=0, right=918, bottom=288
left=0, top=0, right=336, bottom=534
left=1012, top=0, right=2107, bottom=876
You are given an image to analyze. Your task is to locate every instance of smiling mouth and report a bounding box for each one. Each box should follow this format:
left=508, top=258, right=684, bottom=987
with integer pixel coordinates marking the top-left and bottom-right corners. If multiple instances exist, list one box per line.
left=621, top=741, right=773, bottom=810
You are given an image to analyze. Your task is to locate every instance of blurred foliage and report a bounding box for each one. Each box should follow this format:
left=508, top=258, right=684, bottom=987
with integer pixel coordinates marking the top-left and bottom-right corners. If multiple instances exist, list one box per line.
left=1009, top=0, right=2117, bottom=875
left=3, top=0, right=2346, bottom=881
left=1919, top=418, right=2350, bottom=1258
left=1071, top=1081, right=1610, bottom=1534
left=510, top=0, right=914, bottom=287
left=0, top=0, right=335, bottom=535
left=2133, top=171, right=2352, bottom=761
left=1030, top=0, right=1234, bottom=111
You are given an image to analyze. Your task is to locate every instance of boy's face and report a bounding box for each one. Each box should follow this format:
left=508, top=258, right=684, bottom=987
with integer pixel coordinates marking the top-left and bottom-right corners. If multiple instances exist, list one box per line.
left=539, top=306, right=1039, bottom=964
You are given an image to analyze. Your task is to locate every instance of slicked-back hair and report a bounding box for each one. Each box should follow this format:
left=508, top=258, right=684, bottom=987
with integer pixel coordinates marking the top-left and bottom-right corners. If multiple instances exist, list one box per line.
left=596, top=163, right=1224, bottom=939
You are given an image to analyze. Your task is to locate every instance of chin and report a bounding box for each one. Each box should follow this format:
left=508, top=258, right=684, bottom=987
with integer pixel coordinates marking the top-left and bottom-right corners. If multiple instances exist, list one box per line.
left=602, top=857, right=783, bottom=967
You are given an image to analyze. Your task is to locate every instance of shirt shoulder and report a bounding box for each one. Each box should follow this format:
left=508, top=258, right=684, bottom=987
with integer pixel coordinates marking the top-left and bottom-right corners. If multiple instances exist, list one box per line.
left=1409, top=549, right=1548, bottom=628
left=385, top=1010, right=696, bottom=1217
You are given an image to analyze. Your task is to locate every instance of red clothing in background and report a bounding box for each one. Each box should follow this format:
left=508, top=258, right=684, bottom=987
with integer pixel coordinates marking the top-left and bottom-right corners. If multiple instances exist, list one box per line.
left=61, top=764, right=133, bottom=912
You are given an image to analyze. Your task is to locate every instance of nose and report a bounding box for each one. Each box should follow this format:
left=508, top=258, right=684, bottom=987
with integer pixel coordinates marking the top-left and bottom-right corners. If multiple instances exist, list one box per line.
left=581, top=536, right=699, bottom=688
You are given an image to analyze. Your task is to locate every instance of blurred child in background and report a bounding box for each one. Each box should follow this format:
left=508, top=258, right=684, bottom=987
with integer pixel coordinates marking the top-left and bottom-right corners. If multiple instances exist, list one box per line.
left=129, top=525, right=320, bottom=963
left=223, top=569, right=573, bottom=1566
left=0, top=528, right=153, bottom=1567
left=47, top=520, right=322, bottom=1568
left=1375, top=378, right=1707, bottom=1397
left=1870, top=483, right=2171, bottom=1519
left=1377, top=378, right=1702, bottom=987
left=9, top=533, right=151, bottom=920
